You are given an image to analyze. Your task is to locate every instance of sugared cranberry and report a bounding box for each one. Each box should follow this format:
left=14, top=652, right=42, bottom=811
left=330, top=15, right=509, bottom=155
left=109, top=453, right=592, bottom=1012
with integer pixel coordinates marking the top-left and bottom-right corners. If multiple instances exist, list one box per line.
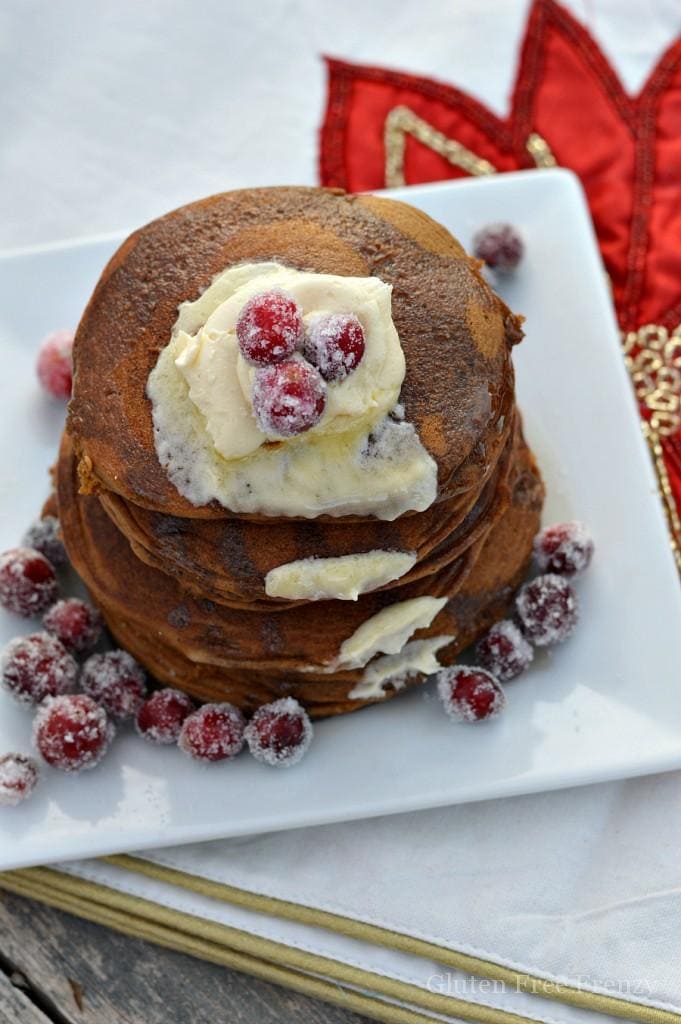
left=476, top=620, right=534, bottom=681
left=136, top=688, right=195, bottom=745
left=236, top=289, right=303, bottom=366
left=22, top=516, right=67, bottom=568
left=34, top=693, right=113, bottom=772
left=534, top=521, right=594, bottom=577
left=253, top=359, right=326, bottom=437
left=178, top=703, right=245, bottom=762
left=437, top=666, right=506, bottom=722
left=0, top=547, right=59, bottom=617
left=0, top=753, right=39, bottom=806
left=81, top=650, right=147, bottom=720
left=472, top=223, right=524, bottom=273
left=516, top=573, right=578, bottom=646
left=36, top=328, right=74, bottom=399
left=43, top=598, right=103, bottom=656
left=1, top=632, right=78, bottom=706
left=304, top=313, right=366, bottom=382
left=245, top=697, right=312, bottom=767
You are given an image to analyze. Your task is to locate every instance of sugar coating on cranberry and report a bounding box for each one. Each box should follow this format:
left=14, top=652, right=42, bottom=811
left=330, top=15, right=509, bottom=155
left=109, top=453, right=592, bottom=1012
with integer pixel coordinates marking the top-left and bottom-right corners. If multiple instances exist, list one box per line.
left=476, top=620, right=534, bottom=681
left=136, top=688, right=195, bottom=745
left=178, top=703, right=245, bottom=762
left=304, top=313, right=366, bottom=382
left=22, top=516, right=68, bottom=568
left=81, top=650, right=147, bottom=720
left=43, top=598, right=103, bottom=656
left=437, top=666, right=506, bottom=723
left=1, top=632, right=78, bottom=706
left=34, top=694, right=113, bottom=772
left=252, top=359, right=326, bottom=437
left=36, top=328, right=74, bottom=400
left=0, top=547, right=59, bottom=617
left=236, top=289, right=303, bottom=366
left=534, top=521, right=594, bottom=577
left=516, top=573, right=578, bottom=646
left=245, top=697, right=312, bottom=768
left=0, top=753, right=40, bottom=807
left=473, top=223, right=524, bottom=273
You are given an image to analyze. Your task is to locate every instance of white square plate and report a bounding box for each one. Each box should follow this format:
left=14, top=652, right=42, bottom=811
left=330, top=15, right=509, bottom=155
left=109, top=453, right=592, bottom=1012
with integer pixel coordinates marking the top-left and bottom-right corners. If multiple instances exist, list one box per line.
left=1, top=169, right=680, bottom=871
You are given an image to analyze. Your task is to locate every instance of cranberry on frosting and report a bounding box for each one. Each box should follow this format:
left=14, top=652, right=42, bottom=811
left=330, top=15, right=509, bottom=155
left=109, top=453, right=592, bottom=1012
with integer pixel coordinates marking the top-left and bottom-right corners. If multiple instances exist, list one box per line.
left=236, top=289, right=303, bottom=366
left=304, top=313, right=366, bottom=382
left=252, top=360, right=327, bottom=437
left=150, top=262, right=437, bottom=519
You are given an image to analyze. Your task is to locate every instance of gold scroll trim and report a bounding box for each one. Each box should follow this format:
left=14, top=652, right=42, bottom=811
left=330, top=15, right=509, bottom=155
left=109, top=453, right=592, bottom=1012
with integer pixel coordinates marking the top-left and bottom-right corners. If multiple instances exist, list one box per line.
left=623, top=324, right=681, bottom=572
left=623, top=324, right=681, bottom=438
left=383, top=106, right=556, bottom=187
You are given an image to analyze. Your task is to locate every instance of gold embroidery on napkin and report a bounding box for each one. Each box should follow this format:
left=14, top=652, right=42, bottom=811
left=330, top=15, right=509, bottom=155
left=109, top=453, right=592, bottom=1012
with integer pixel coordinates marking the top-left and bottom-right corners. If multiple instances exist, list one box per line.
left=624, top=324, right=681, bottom=571
left=384, top=107, right=496, bottom=187
left=624, top=325, right=681, bottom=437
left=526, top=132, right=557, bottom=168
left=383, top=107, right=556, bottom=186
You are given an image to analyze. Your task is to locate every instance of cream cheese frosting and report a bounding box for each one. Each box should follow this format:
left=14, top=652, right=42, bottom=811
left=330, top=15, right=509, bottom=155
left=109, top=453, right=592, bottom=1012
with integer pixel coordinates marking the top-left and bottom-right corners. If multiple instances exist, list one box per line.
left=348, top=635, right=454, bottom=700
left=264, top=550, right=417, bottom=601
left=174, top=262, right=404, bottom=458
left=303, top=595, right=448, bottom=675
left=336, top=595, right=447, bottom=669
left=147, top=262, right=438, bottom=519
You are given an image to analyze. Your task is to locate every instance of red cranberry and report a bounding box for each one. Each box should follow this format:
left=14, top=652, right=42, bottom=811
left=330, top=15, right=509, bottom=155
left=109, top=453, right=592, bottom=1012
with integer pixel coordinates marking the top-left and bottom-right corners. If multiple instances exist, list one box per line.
left=252, top=359, right=326, bottom=437
left=516, top=573, right=578, bottom=646
left=476, top=620, right=533, bottom=681
left=22, top=516, right=68, bottom=568
left=178, top=703, right=245, bottom=762
left=0, top=547, right=59, bottom=617
left=437, top=666, right=506, bottom=722
left=534, top=521, right=594, bottom=577
left=36, top=328, right=74, bottom=399
left=81, top=650, right=147, bottom=720
left=472, top=223, right=524, bottom=273
left=1, top=632, right=78, bottom=706
left=245, top=698, right=312, bottom=767
left=0, top=753, right=40, bottom=806
left=34, top=694, right=114, bottom=772
left=304, top=313, right=366, bottom=382
left=43, top=598, right=103, bottom=655
left=136, top=688, right=195, bottom=745
left=236, top=289, right=303, bottom=366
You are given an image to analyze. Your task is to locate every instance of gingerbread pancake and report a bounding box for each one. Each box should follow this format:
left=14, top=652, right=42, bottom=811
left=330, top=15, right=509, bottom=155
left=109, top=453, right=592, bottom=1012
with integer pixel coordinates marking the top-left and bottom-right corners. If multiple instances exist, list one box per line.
left=96, top=415, right=519, bottom=609
left=56, top=429, right=543, bottom=716
left=68, top=187, right=519, bottom=520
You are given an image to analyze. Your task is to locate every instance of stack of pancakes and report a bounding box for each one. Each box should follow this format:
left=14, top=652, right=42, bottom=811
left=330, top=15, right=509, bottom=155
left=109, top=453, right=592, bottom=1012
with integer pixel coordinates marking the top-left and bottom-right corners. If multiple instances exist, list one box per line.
left=59, top=187, right=543, bottom=717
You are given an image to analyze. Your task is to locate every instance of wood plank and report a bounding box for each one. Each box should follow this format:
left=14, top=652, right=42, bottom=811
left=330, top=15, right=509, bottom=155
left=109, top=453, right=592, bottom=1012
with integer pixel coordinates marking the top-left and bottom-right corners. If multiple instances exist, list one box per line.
left=0, top=891, right=371, bottom=1024
left=0, top=970, right=52, bottom=1024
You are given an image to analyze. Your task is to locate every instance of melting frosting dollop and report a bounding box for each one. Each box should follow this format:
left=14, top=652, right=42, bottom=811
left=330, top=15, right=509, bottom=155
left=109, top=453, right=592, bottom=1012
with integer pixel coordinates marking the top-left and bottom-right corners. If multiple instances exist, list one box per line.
left=148, top=262, right=438, bottom=519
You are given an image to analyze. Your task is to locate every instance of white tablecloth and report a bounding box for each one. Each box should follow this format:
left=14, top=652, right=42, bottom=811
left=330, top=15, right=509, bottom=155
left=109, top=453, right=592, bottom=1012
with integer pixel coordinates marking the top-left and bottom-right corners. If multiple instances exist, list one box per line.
left=1, top=0, right=678, bottom=250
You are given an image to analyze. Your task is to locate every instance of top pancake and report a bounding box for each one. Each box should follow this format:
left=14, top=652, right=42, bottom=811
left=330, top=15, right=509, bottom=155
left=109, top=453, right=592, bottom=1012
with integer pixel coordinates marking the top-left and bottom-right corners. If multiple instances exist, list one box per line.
left=68, top=187, right=521, bottom=520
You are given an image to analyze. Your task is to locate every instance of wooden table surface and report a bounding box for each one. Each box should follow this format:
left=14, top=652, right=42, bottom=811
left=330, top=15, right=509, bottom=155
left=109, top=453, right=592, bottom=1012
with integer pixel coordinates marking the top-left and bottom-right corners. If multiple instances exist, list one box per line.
left=0, top=891, right=371, bottom=1024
